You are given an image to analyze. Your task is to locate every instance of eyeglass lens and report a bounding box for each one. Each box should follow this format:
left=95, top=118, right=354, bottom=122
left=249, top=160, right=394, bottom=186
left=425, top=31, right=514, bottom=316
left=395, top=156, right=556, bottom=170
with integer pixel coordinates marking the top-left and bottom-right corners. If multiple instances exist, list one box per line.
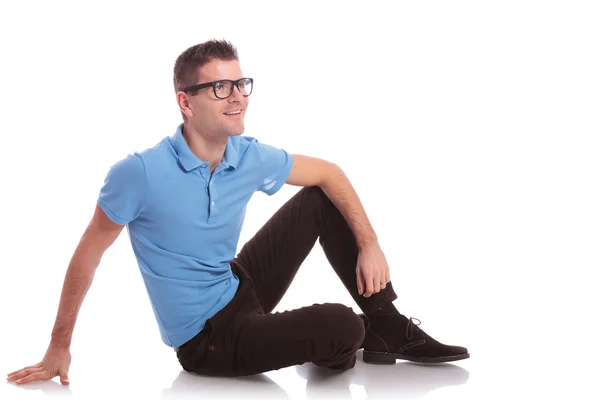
left=215, top=79, right=253, bottom=99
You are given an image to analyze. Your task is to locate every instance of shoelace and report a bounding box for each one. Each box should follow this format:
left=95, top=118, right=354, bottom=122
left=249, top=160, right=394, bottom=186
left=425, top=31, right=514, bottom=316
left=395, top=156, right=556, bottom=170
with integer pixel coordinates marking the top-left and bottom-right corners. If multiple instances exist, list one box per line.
left=405, top=317, right=422, bottom=340
left=360, top=313, right=423, bottom=341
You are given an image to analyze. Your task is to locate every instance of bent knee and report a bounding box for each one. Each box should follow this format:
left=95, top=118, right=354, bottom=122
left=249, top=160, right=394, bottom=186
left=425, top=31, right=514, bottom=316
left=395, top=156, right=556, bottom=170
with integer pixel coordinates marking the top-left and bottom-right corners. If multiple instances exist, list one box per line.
left=299, top=185, right=328, bottom=205
left=320, top=303, right=365, bottom=346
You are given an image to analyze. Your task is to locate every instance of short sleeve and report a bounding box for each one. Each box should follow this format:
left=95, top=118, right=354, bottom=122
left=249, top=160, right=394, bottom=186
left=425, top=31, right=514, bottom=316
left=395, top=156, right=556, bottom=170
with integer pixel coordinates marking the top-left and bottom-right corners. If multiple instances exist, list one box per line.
left=97, top=153, right=146, bottom=225
left=255, top=141, right=294, bottom=196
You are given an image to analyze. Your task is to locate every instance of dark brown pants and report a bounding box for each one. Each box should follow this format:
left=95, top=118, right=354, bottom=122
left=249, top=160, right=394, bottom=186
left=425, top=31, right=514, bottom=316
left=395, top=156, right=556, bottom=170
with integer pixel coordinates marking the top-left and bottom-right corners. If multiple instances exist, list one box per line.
left=176, top=186, right=398, bottom=376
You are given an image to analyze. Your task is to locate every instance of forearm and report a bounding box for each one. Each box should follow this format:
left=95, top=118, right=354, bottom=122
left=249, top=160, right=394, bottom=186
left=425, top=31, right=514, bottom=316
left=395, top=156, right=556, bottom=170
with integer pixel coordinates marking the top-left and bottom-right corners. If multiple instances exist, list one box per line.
left=49, top=248, right=101, bottom=349
left=319, top=164, right=378, bottom=250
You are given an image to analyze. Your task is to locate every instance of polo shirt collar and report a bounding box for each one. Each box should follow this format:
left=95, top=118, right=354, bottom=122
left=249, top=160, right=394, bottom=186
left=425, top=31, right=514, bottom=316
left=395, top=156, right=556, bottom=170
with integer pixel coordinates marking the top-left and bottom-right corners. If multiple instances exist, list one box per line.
left=171, top=123, right=238, bottom=172
left=222, top=137, right=238, bottom=170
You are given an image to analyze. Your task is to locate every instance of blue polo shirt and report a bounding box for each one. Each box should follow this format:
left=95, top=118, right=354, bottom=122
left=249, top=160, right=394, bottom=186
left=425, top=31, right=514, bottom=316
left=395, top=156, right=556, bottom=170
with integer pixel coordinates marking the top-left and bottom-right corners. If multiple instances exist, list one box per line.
left=97, top=123, right=294, bottom=347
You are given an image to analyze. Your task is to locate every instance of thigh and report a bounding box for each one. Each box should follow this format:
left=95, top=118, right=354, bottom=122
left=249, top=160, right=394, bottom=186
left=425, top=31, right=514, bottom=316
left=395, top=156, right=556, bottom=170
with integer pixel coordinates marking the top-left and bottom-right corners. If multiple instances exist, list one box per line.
left=234, top=186, right=328, bottom=313
left=234, top=303, right=365, bottom=376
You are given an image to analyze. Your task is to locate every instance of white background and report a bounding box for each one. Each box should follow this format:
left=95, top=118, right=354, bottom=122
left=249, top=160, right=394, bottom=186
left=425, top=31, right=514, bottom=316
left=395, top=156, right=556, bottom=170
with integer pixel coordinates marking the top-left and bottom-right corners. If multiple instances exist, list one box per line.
left=1, top=0, right=599, bottom=399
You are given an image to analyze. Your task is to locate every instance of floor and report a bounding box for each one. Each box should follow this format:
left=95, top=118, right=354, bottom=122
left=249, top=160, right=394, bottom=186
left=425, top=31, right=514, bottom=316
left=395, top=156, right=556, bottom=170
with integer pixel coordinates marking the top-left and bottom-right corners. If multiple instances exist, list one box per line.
left=4, top=344, right=597, bottom=399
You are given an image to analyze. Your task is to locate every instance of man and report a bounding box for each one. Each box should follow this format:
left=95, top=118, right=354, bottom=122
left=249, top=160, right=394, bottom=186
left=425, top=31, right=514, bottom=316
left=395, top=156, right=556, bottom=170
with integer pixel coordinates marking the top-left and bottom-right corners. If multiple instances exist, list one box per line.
left=7, top=39, right=468, bottom=384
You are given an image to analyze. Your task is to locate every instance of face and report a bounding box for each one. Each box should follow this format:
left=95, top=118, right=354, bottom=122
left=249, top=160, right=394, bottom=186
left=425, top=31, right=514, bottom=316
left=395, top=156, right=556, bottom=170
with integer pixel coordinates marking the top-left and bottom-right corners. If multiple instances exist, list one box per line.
left=178, top=59, right=249, bottom=139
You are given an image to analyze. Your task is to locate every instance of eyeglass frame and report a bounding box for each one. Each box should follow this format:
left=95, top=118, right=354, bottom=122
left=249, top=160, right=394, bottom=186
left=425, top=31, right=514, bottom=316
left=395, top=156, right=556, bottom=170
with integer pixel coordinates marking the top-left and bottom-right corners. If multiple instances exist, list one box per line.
left=180, top=77, right=254, bottom=99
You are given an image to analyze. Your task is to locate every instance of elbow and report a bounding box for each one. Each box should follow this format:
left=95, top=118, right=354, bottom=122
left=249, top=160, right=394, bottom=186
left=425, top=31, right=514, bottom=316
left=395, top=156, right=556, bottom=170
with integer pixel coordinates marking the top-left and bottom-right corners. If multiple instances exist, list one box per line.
left=320, top=162, right=345, bottom=187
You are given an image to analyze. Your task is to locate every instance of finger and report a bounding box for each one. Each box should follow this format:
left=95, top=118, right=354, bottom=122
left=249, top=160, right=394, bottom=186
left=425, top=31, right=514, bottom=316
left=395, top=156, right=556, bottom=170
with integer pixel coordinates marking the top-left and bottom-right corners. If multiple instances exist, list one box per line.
left=7, top=369, right=23, bottom=377
left=357, top=269, right=365, bottom=295
left=372, top=277, right=381, bottom=294
left=7, top=367, right=44, bottom=382
left=386, top=268, right=391, bottom=283
left=364, top=275, right=374, bottom=297
left=16, top=371, right=50, bottom=385
left=7, top=364, right=39, bottom=378
left=59, top=374, right=70, bottom=385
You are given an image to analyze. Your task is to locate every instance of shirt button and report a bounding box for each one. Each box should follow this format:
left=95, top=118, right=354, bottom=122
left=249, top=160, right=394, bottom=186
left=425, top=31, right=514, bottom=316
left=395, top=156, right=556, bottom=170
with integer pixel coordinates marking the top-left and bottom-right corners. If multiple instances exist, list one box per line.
left=201, top=164, right=206, bottom=168
left=211, top=201, right=215, bottom=206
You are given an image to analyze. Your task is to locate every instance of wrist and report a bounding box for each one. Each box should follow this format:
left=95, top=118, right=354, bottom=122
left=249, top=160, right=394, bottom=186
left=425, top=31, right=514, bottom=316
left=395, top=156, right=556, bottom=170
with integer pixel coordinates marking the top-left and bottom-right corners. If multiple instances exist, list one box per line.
left=50, top=337, right=71, bottom=350
left=358, top=235, right=378, bottom=251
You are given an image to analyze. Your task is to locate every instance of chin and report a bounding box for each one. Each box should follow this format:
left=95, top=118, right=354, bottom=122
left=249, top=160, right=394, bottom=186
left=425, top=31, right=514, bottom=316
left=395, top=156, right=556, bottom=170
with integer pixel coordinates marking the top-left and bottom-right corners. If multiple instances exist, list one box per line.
left=229, top=125, right=245, bottom=136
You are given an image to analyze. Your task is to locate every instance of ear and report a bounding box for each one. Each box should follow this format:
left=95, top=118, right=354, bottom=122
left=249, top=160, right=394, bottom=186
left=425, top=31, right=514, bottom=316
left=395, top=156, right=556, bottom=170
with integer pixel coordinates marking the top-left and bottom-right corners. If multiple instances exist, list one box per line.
left=176, top=91, right=194, bottom=118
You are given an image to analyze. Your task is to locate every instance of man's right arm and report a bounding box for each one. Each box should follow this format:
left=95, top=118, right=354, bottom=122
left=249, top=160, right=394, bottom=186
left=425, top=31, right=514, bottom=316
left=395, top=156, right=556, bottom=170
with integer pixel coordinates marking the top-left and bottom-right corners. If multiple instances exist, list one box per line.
left=50, top=204, right=125, bottom=348
left=7, top=204, right=124, bottom=385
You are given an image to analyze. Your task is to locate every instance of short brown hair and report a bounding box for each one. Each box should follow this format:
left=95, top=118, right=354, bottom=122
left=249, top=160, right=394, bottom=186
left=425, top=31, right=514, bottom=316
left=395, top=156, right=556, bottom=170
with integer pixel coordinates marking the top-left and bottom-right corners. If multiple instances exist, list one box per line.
left=173, top=39, right=239, bottom=93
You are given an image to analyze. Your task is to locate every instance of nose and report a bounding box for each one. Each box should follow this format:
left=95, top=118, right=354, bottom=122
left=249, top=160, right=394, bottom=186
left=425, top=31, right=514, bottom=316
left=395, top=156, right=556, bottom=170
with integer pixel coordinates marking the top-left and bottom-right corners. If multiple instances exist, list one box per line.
left=228, top=84, right=244, bottom=102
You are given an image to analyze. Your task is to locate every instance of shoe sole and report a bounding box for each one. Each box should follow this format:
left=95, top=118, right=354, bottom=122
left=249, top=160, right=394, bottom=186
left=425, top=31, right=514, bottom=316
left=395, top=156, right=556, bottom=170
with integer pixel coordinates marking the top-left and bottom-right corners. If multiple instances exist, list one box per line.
left=363, top=350, right=470, bottom=364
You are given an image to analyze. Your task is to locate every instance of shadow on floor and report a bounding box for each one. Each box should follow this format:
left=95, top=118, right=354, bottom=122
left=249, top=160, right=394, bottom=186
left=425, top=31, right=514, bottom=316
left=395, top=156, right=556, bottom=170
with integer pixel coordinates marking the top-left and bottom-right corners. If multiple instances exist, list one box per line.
left=160, top=350, right=469, bottom=399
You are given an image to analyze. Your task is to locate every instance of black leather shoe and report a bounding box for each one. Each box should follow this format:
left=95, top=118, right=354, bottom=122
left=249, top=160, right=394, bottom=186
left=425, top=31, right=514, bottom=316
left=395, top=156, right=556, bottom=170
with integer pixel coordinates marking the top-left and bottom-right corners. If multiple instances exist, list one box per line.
left=359, top=313, right=469, bottom=364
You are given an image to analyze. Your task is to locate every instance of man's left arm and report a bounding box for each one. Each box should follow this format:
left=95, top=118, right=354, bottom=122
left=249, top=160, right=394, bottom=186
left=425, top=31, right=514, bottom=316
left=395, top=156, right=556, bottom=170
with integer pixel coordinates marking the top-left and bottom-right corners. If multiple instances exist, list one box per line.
left=285, top=154, right=391, bottom=297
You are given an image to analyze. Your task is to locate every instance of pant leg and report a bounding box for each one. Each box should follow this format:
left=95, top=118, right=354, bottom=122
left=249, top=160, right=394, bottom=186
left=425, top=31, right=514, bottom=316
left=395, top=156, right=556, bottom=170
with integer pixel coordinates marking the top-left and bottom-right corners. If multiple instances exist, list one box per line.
left=235, top=302, right=365, bottom=376
left=177, top=261, right=365, bottom=377
left=234, top=186, right=398, bottom=315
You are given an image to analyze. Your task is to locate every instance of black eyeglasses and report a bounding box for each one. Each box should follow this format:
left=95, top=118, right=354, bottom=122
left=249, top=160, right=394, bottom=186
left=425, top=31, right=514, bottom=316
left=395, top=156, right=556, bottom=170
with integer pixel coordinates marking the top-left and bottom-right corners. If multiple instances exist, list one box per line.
left=181, top=78, right=254, bottom=99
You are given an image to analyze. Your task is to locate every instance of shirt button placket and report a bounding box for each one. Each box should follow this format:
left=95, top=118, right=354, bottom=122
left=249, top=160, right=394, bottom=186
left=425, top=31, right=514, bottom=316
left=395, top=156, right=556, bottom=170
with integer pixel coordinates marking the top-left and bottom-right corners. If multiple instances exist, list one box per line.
left=210, top=176, right=217, bottom=215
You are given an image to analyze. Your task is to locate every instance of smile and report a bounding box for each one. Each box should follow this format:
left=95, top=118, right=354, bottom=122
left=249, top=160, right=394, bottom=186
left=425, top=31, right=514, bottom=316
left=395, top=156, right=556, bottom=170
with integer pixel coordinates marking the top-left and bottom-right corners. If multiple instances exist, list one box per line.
left=224, top=110, right=242, bottom=115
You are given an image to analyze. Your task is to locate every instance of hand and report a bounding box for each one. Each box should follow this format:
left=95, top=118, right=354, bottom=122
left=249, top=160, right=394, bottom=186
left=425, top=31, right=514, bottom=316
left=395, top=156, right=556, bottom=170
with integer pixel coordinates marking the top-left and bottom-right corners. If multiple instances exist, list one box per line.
left=356, top=241, right=391, bottom=298
left=6, top=346, right=71, bottom=385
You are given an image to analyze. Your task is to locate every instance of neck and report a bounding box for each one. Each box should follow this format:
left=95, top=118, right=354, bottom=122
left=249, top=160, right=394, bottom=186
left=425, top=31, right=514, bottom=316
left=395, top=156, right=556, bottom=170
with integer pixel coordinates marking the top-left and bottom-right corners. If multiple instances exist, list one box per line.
left=182, top=123, right=227, bottom=173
